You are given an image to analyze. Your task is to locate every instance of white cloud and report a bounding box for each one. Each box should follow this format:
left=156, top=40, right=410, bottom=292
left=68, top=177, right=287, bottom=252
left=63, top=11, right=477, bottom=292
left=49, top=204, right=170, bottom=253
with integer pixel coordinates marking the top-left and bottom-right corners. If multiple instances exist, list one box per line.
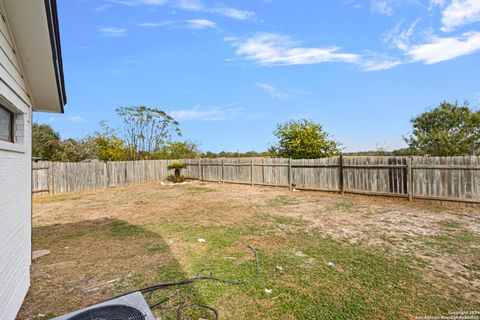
left=429, top=0, right=446, bottom=9
left=210, top=8, right=255, bottom=21
left=138, top=19, right=216, bottom=29
left=371, top=0, right=423, bottom=15
left=186, top=19, right=216, bottom=29
left=46, top=115, right=87, bottom=123
left=112, top=0, right=167, bottom=5
left=440, top=0, right=480, bottom=32
left=372, top=0, right=394, bottom=15
left=177, top=0, right=204, bottom=10
left=230, top=33, right=360, bottom=66
left=99, top=27, right=127, bottom=37
left=69, top=116, right=87, bottom=123
left=406, top=31, right=480, bottom=64
left=383, top=19, right=420, bottom=51
left=171, top=104, right=246, bottom=121
left=255, top=83, right=289, bottom=100
left=360, top=55, right=404, bottom=71
left=113, top=0, right=253, bottom=20
left=175, top=0, right=254, bottom=20
left=138, top=22, right=166, bottom=27
left=142, top=0, right=167, bottom=4
left=94, top=4, right=111, bottom=12
left=229, top=33, right=406, bottom=71
left=383, top=17, right=480, bottom=65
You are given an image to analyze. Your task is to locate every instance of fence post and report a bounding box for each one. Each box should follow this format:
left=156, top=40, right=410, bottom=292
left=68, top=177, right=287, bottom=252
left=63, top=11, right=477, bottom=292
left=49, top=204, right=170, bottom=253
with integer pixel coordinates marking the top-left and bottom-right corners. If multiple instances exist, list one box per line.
left=288, top=158, right=292, bottom=190
left=339, top=155, right=344, bottom=195
left=407, top=157, right=413, bottom=201
left=48, top=162, right=52, bottom=194
left=221, top=159, right=225, bottom=183
left=105, top=162, right=109, bottom=189
left=251, top=158, right=254, bottom=186
left=198, top=159, right=202, bottom=181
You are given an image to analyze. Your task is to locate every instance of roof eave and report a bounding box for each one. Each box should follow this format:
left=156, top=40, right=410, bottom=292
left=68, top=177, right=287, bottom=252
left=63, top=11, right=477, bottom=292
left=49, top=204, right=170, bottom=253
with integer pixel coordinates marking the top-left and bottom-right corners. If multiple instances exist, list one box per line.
left=3, top=0, right=67, bottom=113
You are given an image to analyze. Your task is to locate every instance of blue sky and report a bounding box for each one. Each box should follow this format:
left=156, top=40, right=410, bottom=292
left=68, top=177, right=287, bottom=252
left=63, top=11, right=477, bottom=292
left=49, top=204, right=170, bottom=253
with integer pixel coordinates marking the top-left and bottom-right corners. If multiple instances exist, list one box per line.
left=34, top=0, right=480, bottom=152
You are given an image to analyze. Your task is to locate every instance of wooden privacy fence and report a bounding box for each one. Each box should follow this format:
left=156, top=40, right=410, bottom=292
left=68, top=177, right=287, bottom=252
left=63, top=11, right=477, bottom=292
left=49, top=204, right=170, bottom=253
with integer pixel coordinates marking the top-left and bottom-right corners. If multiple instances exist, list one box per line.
left=32, top=160, right=174, bottom=195
left=182, top=156, right=480, bottom=205
left=33, top=156, right=480, bottom=205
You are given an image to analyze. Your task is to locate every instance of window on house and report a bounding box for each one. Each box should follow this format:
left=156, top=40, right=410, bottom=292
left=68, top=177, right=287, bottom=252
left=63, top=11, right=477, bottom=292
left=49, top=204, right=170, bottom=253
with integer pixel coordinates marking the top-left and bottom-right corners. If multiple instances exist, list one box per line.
left=0, top=105, right=14, bottom=142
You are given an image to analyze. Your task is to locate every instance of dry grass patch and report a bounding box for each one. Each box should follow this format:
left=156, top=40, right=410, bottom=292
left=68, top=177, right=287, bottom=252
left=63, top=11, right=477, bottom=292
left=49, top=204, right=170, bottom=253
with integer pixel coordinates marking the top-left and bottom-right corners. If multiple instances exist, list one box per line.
left=19, top=182, right=480, bottom=319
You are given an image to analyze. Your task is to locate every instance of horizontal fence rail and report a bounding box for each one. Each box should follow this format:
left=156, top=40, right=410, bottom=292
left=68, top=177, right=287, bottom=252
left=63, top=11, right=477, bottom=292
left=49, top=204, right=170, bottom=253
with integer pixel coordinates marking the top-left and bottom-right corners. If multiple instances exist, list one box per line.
left=32, top=156, right=480, bottom=205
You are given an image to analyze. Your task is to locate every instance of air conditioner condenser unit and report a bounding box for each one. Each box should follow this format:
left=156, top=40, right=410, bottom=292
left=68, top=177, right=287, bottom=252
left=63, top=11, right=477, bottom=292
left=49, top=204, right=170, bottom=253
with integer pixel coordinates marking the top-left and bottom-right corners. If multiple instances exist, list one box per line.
left=52, top=292, right=155, bottom=320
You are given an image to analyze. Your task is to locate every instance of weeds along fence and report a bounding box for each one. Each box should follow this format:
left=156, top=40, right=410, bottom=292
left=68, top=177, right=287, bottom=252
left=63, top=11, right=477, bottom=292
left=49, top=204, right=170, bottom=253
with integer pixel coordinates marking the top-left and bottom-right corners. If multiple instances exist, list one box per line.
left=33, top=156, right=480, bottom=205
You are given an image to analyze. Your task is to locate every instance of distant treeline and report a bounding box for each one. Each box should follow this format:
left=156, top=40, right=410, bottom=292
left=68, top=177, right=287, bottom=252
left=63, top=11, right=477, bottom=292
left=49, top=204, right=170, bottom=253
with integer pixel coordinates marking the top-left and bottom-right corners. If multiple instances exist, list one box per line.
left=33, top=101, right=479, bottom=162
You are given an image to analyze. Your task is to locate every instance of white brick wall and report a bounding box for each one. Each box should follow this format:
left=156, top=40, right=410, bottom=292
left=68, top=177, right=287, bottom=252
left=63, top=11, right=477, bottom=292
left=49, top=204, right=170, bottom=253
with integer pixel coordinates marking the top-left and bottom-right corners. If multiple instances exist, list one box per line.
left=0, top=1, right=33, bottom=318
left=0, top=114, right=32, bottom=320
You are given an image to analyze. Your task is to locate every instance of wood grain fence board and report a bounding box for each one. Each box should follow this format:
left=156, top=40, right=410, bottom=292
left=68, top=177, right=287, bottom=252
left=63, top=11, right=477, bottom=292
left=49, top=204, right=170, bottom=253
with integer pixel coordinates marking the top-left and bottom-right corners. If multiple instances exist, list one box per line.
left=411, top=156, right=480, bottom=201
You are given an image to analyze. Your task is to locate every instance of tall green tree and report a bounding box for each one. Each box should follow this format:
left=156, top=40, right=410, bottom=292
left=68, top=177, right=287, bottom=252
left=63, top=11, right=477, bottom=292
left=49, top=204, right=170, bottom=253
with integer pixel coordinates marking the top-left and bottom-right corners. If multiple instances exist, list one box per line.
left=90, top=134, right=128, bottom=161
left=60, top=139, right=98, bottom=162
left=33, top=123, right=99, bottom=161
left=271, top=119, right=341, bottom=159
left=157, top=140, right=200, bottom=159
left=32, top=123, right=63, bottom=160
left=405, top=102, right=480, bottom=156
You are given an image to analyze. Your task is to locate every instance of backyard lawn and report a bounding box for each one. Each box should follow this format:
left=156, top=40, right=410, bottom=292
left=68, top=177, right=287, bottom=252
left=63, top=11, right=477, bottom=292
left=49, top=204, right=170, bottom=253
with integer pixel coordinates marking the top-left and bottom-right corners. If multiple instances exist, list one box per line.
left=19, top=182, right=480, bottom=319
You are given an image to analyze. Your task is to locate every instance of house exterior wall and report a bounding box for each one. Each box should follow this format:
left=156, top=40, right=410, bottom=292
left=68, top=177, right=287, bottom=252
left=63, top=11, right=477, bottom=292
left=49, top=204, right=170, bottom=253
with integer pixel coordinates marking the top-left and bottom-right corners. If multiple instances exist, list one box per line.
left=0, top=1, right=34, bottom=319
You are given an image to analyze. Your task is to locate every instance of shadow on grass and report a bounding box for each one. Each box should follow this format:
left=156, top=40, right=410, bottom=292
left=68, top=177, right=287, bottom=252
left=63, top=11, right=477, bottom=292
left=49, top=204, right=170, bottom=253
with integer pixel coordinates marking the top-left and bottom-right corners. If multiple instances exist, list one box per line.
left=18, top=219, right=225, bottom=320
left=17, top=215, right=478, bottom=320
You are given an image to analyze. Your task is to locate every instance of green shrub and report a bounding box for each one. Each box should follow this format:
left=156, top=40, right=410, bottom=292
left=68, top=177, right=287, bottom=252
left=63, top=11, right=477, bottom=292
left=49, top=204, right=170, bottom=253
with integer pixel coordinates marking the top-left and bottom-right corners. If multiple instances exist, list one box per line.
left=167, top=175, right=187, bottom=183
left=167, top=162, right=187, bottom=171
left=167, top=162, right=187, bottom=183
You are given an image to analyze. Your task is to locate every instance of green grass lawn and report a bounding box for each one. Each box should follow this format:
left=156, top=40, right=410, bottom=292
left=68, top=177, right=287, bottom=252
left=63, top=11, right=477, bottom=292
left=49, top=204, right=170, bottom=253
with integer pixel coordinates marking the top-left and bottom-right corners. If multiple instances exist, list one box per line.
left=21, top=183, right=480, bottom=320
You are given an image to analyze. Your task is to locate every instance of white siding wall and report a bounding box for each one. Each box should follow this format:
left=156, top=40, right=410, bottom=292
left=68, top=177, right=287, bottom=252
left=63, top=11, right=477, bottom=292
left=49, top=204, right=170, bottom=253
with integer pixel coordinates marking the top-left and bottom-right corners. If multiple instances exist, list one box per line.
left=0, top=1, right=33, bottom=319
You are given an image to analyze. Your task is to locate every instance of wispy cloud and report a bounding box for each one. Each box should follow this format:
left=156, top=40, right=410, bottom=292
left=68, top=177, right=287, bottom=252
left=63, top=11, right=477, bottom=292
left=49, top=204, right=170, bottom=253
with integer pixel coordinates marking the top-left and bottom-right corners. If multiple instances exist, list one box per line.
left=69, top=115, right=87, bottom=123
left=187, top=19, right=216, bottom=29
left=177, top=0, right=203, bottom=10
left=110, top=0, right=254, bottom=20
left=360, top=54, right=403, bottom=71
left=371, top=0, right=394, bottom=15
left=228, top=33, right=406, bottom=71
left=229, top=27, right=480, bottom=70
left=94, top=4, right=111, bottom=12
left=138, top=19, right=216, bottom=29
left=138, top=22, right=166, bottom=27
left=229, top=33, right=360, bottom=66
left=99, top=27, right=127, bottom=37
left=176, top=0, right=255, bottom=21
left=370, top=0, right=422, bottom=16
left=406, top=31, right=480, bottom=64
left=429, top=0, right=446, bottom=9
left=255, top=83, right=289, bottom=100
left=111, top=0, right=167, bottom=6
left=440, top=0, right=480, bottom=32
left=385, top=19, right=480, bottom=64
left=210, top=8, right=255, bottom=20
left=46, top=115, right=87, bottom=123
left=171, top=104, right=247, bottom=121
left=382, top=19, right=420, bottom=51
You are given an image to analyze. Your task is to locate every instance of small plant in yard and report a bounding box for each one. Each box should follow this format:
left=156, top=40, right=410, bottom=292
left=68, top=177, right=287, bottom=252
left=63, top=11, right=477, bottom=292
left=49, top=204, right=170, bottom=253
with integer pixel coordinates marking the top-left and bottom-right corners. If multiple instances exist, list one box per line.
left=167, top=162, right=187, bottom=183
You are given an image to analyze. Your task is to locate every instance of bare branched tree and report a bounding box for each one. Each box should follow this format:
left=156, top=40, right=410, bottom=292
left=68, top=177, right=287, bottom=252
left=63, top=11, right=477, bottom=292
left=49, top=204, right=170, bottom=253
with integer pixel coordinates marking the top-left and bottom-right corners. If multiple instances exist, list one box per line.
left=106, top=106, right=181, bottom=160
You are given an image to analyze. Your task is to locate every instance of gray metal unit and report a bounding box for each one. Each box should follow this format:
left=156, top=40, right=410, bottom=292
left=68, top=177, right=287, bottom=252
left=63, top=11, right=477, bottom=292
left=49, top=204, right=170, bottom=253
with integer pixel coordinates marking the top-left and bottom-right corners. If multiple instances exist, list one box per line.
left=52, top=292, right=155, bottom=320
